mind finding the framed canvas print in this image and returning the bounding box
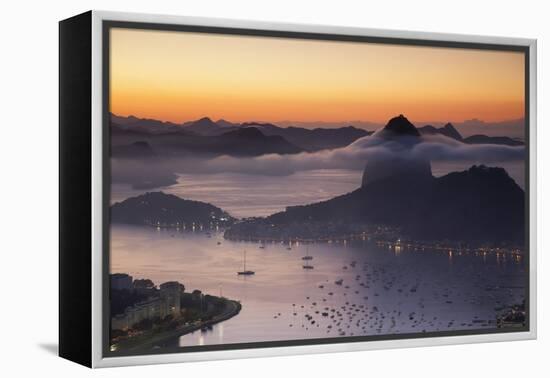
[59,10,537,368]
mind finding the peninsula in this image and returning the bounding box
[110,274,241,353]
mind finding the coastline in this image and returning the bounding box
[112,298,242,352]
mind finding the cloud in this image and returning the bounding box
[112,133,525,187]
[197,133,524,175]
[111,159,178,189]
[410,134,525,162]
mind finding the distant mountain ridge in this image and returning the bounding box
[418,123,463,140]
[111,115,304,157]
[111,114,192,135]
[242,122,372,151]
[111,114,523,152]
[456,118,525,139]
[110,114,371,152]
[380,114,421,137]
[418,122,524,146]
[182,117,236,136]
[462,134,524,146]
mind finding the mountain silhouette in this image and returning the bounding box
[183,117,236,136]
[244,122,371,151]
[455,118,524,139]
[111,114,370,152]
[111,114,192,135]
[111,116,303,157]
[110,113,524,161]
[215,127,302,154]
[222,127,267,139]
[378,114,421,137]
[228,165,524,244]
[419,123,463,140]
[216,119,241,128]
[463,134,524,146]
[111,192,235,226]
[418,123,523,146]
[362,114,432,186]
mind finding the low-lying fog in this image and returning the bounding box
[110,133,525,218]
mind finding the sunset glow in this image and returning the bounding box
[110,28,525,125]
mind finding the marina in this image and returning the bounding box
[111,224,526,349]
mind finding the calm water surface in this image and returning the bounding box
[111,225,526,348]
[111,169,361,218]
[111,165,524,219]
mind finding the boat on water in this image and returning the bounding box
[302,245,313,261]
[303,252,314,269]
[237,250,255,275]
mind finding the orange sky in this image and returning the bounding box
[109,28,525,125]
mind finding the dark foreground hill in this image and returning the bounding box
[226,165,524,244]
[111,192,235,226]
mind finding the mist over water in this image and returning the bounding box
[111,162,524,219]
[111,128,525,203]
[109,123,527,348]
[112,169,362,218]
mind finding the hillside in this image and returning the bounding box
[226,165,524,244]
[111,192,235,227]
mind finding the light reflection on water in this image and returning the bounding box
[111,169,362,218]
[111,164,524,219]
[110,224,526,349]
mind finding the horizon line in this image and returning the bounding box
[110,112,525,128]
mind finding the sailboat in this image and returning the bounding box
[237,250,255,275]
[302,245,314,269]
[302,245,313,261]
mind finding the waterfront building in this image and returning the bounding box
[160,281,184,317]
[111,280,185,331]
[111,297,163,331]
[191,289,202,302]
